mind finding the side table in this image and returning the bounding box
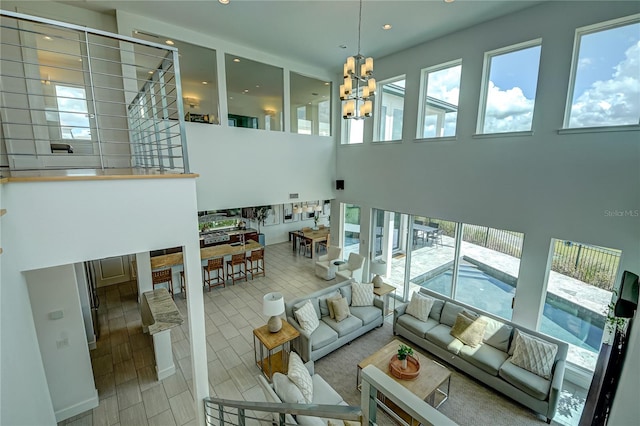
[373,282,396,317]
[253,319,300,380]
[328,260,346,280]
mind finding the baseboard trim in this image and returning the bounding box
[55,390,99,422]
[157,363,176,380]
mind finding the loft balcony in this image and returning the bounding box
[0,10,189,178]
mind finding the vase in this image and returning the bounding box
[401,358,407,370]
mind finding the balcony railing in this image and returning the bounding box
[0,10,189,175]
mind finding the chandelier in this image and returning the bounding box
[340,0,376,120]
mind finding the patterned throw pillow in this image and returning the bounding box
[406,291,435,322]
[351,282,374,307]
[331,297,351,322]
[511,330,558,379]
[293,300,319,334]
[450,312,488,347]
[287,352,313,403]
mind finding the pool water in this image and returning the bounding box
[419,265,602,353]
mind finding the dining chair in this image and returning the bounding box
[317,233,330,255]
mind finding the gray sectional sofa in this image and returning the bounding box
[393,288,568,423]
[286,279,384,362]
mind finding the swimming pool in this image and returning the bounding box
[418,265,602,353]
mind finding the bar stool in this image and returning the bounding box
[226,252,247,285]
[152,268,174,298]
[246,248,265,279]
[179,271,186,297]
[203,257,225,291]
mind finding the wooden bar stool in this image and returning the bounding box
[226,252,247,285]
[203,257,225,291]
[246,248,265,279]
[179,271,186,297]
[152,268,174,298]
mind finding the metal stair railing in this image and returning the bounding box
[203,396,363,426]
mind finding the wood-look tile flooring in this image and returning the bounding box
[59,241,332,426]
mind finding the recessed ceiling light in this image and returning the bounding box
[148,71,154,74]
[219,0,230,4]
[233,58,241,63]
[165,40,174,45]
[43,36,52,40]
[382,24,392,30]
[243,89,249,93]
[444,0,455,3]
[202,81,208,85]
[78,59,83,62]
[229,96,233,100]
[324,82,330,86]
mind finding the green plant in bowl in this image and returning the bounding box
[397,344,414,360]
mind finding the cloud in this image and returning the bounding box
[569,41,640,127]
[483,81,534,132]
[427,65,461,106]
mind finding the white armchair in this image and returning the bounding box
[335,252,365,283]
[315,246,343,280]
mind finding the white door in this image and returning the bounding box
[93,255,131,288]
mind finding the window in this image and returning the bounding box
[55,85,91,140]
[225,54,283,131]
[478,40,542,134]
[419,60,462,138]
[290,72,331,136]
[376,77,405,142]
[541,239,621,372]
[564,15,640,129]
[342,118,363,144]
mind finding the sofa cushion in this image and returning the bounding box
[318,291,341,317]
[429,298,446,322]
[332,297,351,322]
[323,315,362,337]
[339,285,352,305]
[397,314,439,338]
[406,291,435,322]
[351,282,374,306]
[440,302,467,327]
[499,358,552,401]
[450,312,488,347]
[481,316,513,352]
[425,324,464,354]
[311,322,339,351]
[272,372,305,403]
[459,343,510,376]
[294,300,320,334]
[288,352,313,403]
[511,330,558,379]
[350,306,381,326]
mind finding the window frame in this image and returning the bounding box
[476,38,542,135]
[562,14,640,130]
[374,75,406,143]
[417,59,463,140]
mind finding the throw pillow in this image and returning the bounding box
[272,372,305,403]
[287,352,313,403]
[449,312,488,347]
[318,291,341,317]
[332,297,351,322]
[327,294,342,319]
[351,282,374,307]
[406,291,435,322]
[294,300,320,334]
[511,330,558,379]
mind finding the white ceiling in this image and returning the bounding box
[63,0,544,72]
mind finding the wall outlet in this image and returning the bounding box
[56,338,69,349]
[49,310,64,320]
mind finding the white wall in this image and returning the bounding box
[25,264,98,421]
[0,177,202,425]
[335,0,639,420]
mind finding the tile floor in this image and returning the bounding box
[59,241,587,426]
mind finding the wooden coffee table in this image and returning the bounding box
[357,339,451,425]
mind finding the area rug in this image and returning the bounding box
[314,323,563,426]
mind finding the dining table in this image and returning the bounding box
[413,224,438,246]
[289,227,330,259]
